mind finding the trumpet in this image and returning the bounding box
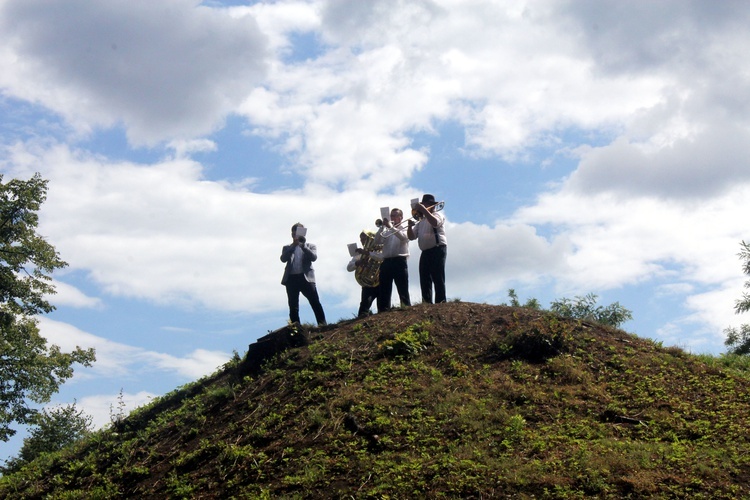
[376,200,445,237]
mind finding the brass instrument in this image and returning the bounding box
[412,200,445,220]
[354,231,382,288]
[377,200,445,238]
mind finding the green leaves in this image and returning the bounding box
[2,403,93,474]
[550,293,633,328]
[0,173,66,316]
[734,240,750,315]
[0,173,95,441]
[726,241,750,354]
[379,322,431,359]
[503,290,633,329]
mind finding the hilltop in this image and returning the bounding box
[2,301,750,498]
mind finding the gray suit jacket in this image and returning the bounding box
[280,243,317,285]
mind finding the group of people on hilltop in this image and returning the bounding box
[280,193,447,326]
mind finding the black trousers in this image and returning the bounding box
[419,245,447,304]
[285,274,326,325]
[358,286,379,317]
[377,256,411,311]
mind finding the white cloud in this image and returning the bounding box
[3,140,434,315]
[234,0,671,190]
[167,139,218,159]
[444,220,567,297]
[509,173,750,353]
[233,0,321,57]
[6,142,282,312]
[37,317,230,381]
[38,317,139,379]
[143,349,230,380]
[567,125,750,199]
[48,280,103,309]
[515,186,750,290]
[557,0,750,77]
[75,391,157,430]
[0,0,269,144]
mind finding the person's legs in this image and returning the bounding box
[300,279,326,325]
[359,286,378,316]
[377,259,395,311]
[419,252,433,304]
[285,276,302,323]
[393,256,411,306]
[432,246,447,303]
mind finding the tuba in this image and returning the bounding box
[355,231,382,288]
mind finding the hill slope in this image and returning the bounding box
[2,302,750,498]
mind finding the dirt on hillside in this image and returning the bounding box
[4,301,750,499]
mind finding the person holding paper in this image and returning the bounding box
[280,222,327,326]
[347,231,380,317]
[407,194,447,304]
[372,208,411,311]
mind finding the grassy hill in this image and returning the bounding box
[2,301,750,498]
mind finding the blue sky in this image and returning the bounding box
[1,0,750,459]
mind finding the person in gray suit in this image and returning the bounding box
[280,222,327,326]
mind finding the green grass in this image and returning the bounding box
[2,302,750,498]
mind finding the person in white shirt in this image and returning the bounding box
[372,208,411,311]
[346,231,380,317]
[407,194,447,304]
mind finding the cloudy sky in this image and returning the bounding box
[1,0,749,456]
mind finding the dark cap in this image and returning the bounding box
[421,194,436,205]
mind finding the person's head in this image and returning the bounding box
[421,194,436,206]
[360,230,374,245]
[291,223,306,242]
[390,208,403,223]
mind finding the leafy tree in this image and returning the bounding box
[725,241,750,354]
[1,403,93,474]
[549,293,633,328]
[0,173,95,441]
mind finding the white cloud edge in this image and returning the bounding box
[38,317,232,381]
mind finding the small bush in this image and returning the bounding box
[493,314,575,363]
[380,322,431,359]
[550,293,632,328]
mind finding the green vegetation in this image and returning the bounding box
[2,404,93,474]
[1,301,749,498]
[504,288,541,309]
[0,174,95,441]
[725,240,750,354]
[504,289,633,329]
[549,293,633,328]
